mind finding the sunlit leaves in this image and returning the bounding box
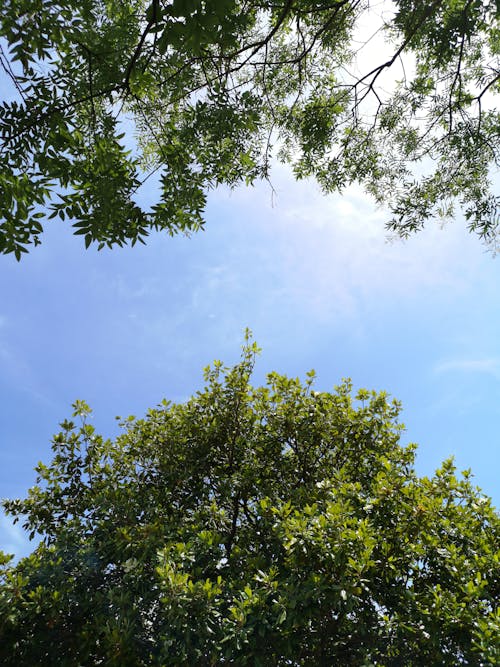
[0,341,498,663]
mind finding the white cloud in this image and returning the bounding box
[209,164,485,330]
[434,358,500,378]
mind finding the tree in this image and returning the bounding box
[0,340,498,665]
[0,1,499,258]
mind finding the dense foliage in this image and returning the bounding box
[1,1,500,257]
[1,341,498,664]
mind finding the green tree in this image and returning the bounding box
[0,1,499,258]
[1,341,498,664]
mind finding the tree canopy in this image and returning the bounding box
[1,341,499,664]
[0,0,499,258]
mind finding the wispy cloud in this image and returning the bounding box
[434,358,500,378]
[209,164,484,334]
[0,320,56,407]
[0,515,32,560]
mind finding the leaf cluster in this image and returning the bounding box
[1,341,498,664]
[1,1,500,256]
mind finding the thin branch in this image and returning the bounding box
[449,33,466,131]
[354,0,442,108]
[0,44,26,102]
[2,85,118,147]
[475,70,500,102]
[123,0,160,90]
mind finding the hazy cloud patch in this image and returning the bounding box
[434,358,500,378]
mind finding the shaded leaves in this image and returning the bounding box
[0,0,499,256]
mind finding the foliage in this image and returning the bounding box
[0,1,500,257]
[1,340,499,664]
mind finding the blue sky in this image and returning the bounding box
[1,163,499,557]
